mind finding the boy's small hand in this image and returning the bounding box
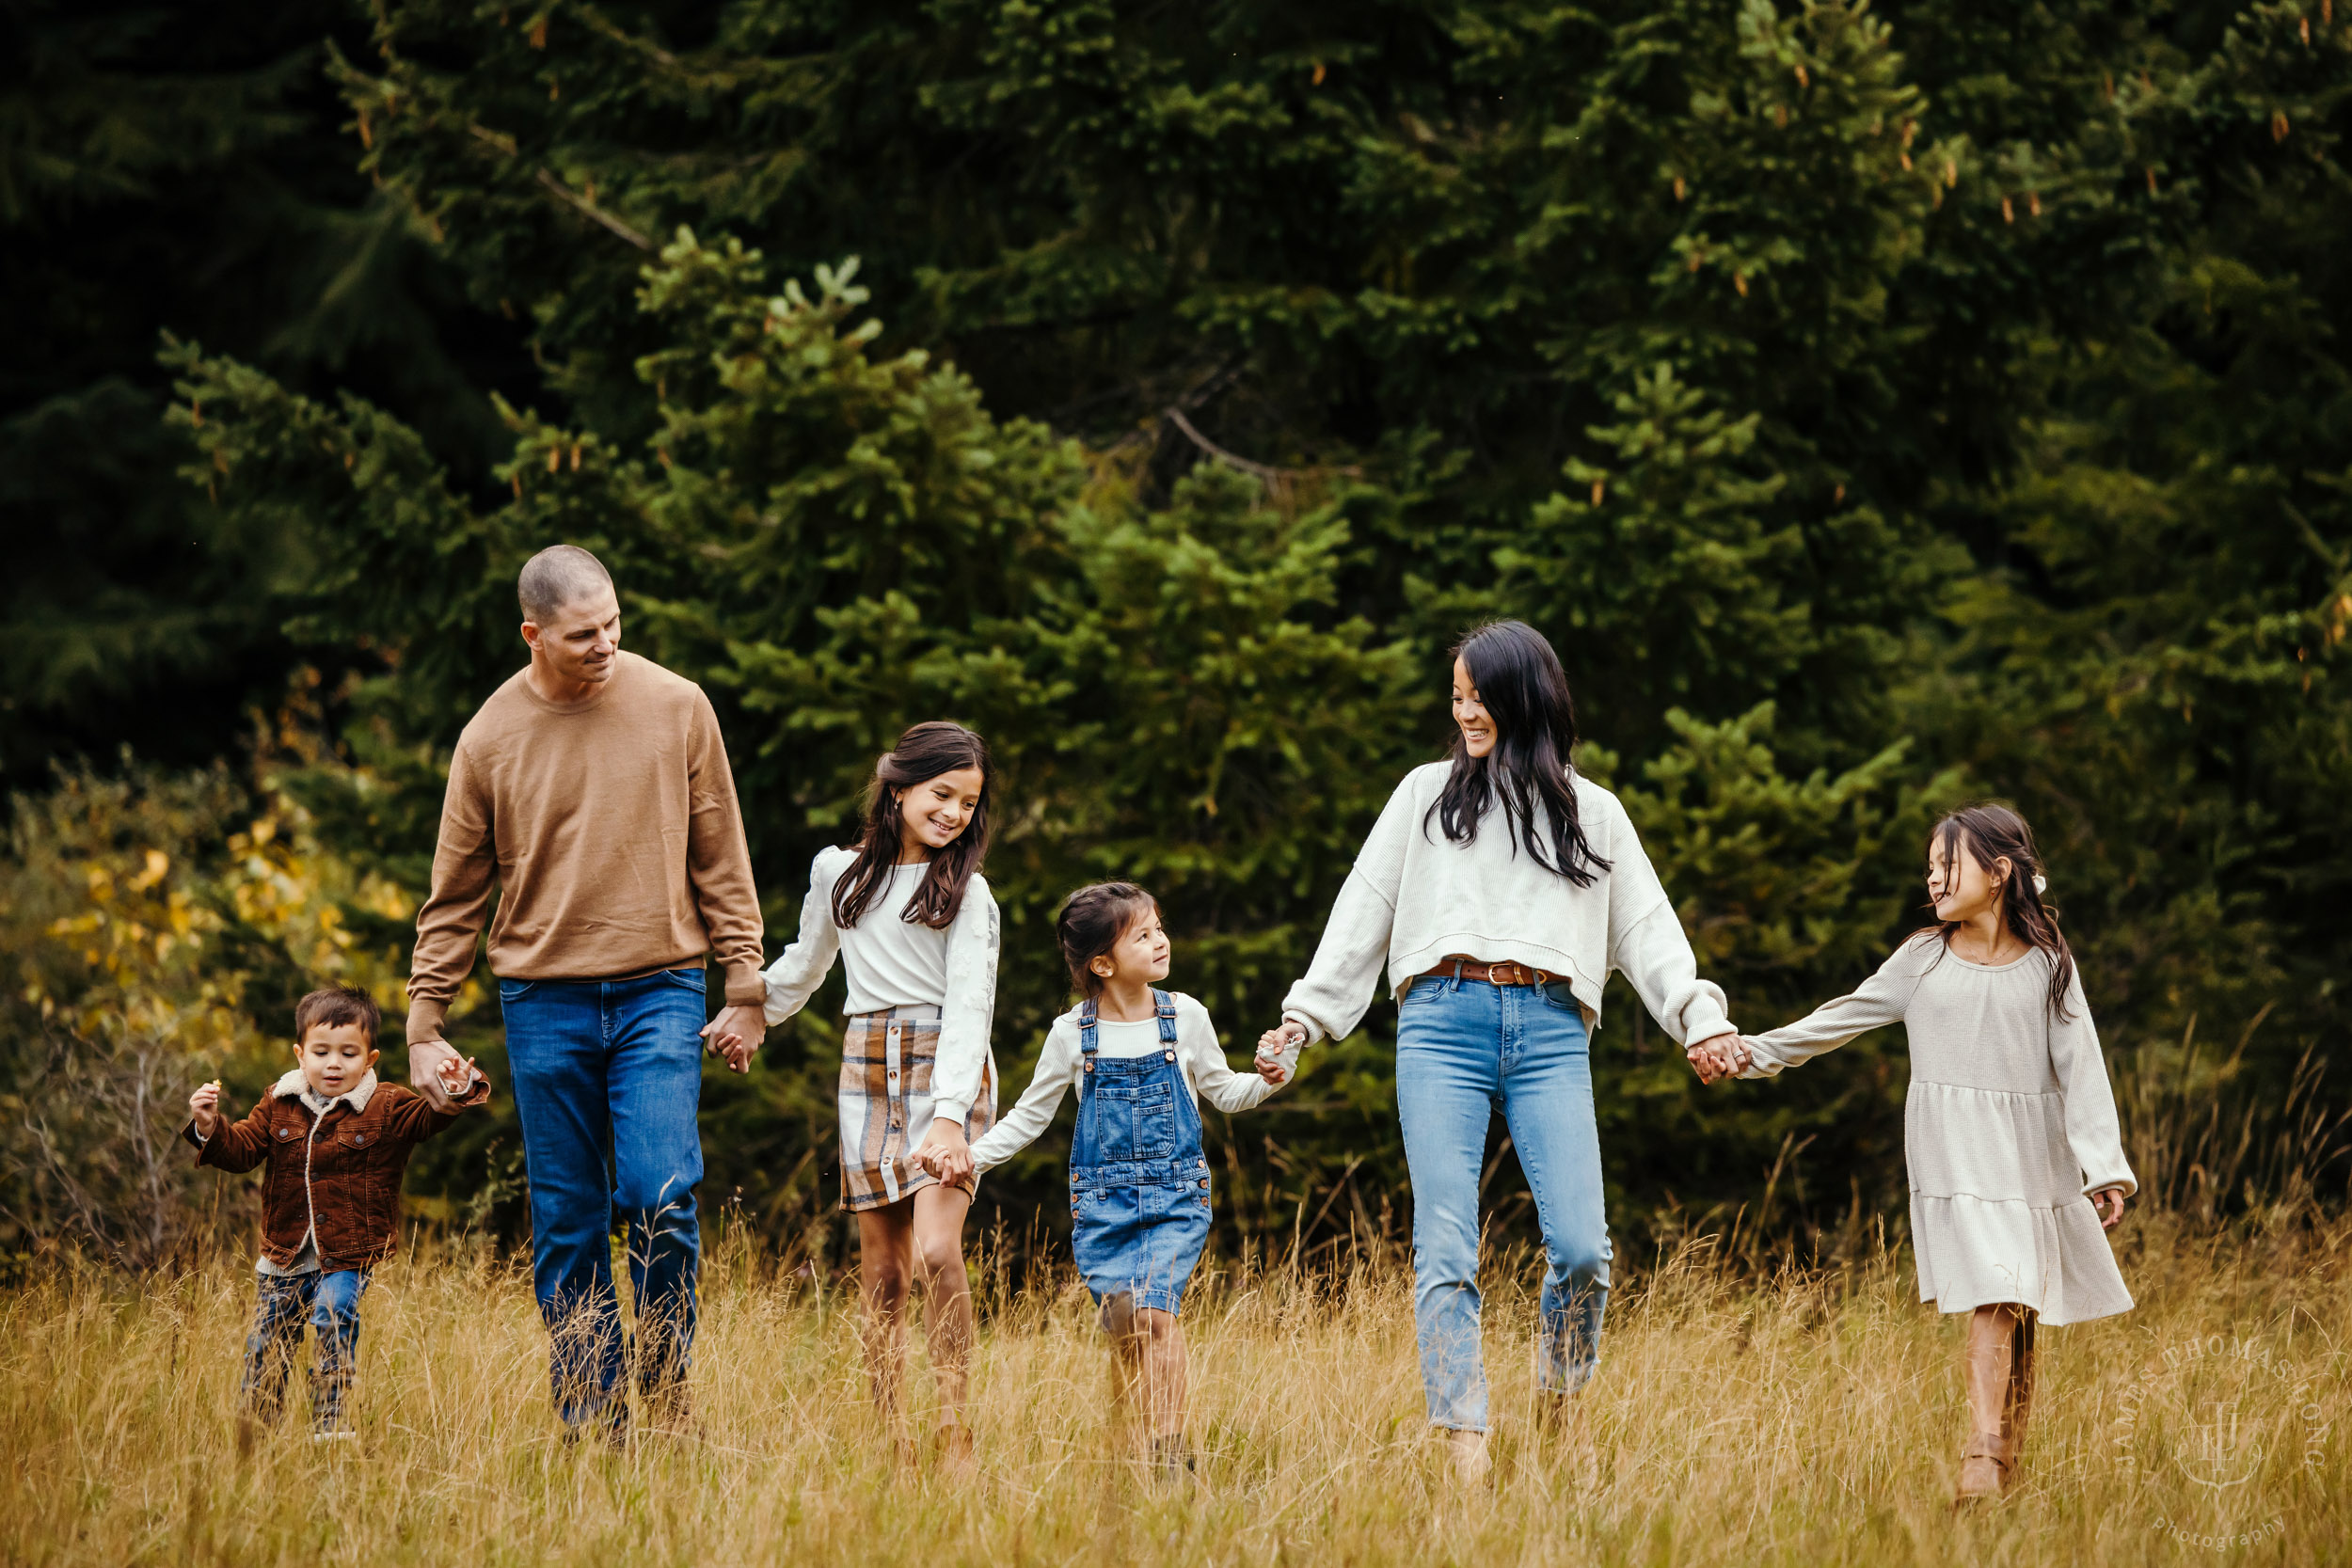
[188,1080,223,1138]
[437,1054,485,1098]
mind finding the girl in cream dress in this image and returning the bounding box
[1707,804,2135,1503]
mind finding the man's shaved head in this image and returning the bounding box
[517,545,614,625]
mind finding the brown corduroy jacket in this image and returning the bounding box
[182,1068,490,1272]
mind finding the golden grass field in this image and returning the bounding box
[2,1205,2344,1568]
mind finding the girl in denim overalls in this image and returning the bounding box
[950,881,1292,1479]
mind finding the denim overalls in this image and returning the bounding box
[1069,990,1214,1316]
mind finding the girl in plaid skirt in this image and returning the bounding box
[760,721,1001,1470]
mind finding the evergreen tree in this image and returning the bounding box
[18,0,2344,1251]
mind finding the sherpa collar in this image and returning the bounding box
[275,1067,379,1117]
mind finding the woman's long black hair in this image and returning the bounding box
[1423,620,1610,886]
[1927,803,2076,1021]
[832,721,993,930]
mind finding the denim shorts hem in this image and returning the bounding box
[1093,1284,1185,1317]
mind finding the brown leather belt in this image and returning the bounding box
[1420,958,1565,989]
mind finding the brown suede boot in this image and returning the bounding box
[1998,1312,2038,1485]
[1954,1432,2010,1504]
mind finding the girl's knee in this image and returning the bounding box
[864,1259,913,1307]
[913,1234,967,1283]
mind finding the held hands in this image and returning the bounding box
[913,1117,974,1189]
[1255,1020,1308,1086]
[1685,1033,1753,1085]
[409,1037,464,1112]
[436,1053,485,1099]
[699,1003,767,1073]
[188,1079,224,1139]
[2090,1186,2129,1231]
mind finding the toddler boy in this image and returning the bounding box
[185,984,489,1439]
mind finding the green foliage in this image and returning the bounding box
[8,0,2350,1261]
[0,0,523,789]
[0,763,433,1271]
[167,226,1926,1253]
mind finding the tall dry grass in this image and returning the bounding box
[3,1202,2344,1567]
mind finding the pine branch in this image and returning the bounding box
[532,167,652,250]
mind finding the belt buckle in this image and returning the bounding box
[1493,961,1531,988]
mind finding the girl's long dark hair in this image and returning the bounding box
[1928,803,2076,1021]
[1423,620,1609,886]
[832,721,993,930]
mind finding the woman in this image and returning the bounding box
[1259,621,1741,1479]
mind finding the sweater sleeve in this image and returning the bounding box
[762,853,845,1026]
[1182,997,1279,1115]
[928,877,1001,1127]
[405,736,496,1044]
[2049,967,2137,1197]
[1279,773,1417,1045]
[1600,795,1734,1047]
[684,689,768,1007]
[969,1019,1077,1173]
[1738,939,1929,1078]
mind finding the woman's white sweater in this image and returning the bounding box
[1279,762,1735,1048]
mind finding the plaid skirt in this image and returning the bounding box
[838,1005,994,1212]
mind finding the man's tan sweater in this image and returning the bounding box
[405,650,766,1043]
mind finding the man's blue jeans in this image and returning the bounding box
[499,966,707,1427]
[1395,974,1611,1432]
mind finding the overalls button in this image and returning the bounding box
[1200,1178,1210,1189]
[1164,1051,1175,1061]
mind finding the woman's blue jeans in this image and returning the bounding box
[1396,974,1610,1432]
[499,967,707,1428]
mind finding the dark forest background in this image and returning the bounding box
[4,0,2347,1276]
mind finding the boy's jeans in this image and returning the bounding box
[1394,974,1611,1433]
[499,967,707,1429]
[244,1267,372,1433]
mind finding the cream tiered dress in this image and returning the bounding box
[1740,934,2136,1324]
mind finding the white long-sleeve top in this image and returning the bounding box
[968,991,1275,1173]
[1738,932,2137,1323]
[1279,763,1735,1048]
[761,847,1000,1125]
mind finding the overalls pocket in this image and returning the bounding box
[1094,1083,1176,1162]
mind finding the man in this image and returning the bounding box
[405,544,767,1441]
